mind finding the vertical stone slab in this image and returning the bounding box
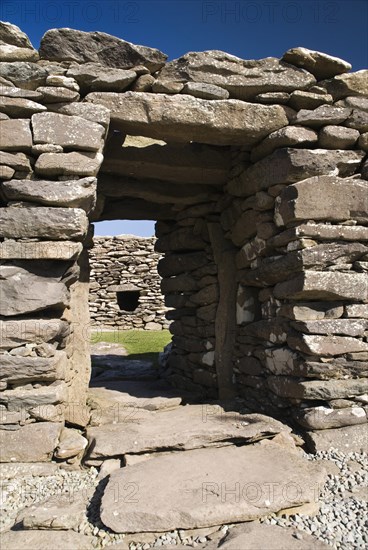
[208,223,237,400]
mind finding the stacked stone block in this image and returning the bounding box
[89,235,169,330]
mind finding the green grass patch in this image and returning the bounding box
[91,329,171,365]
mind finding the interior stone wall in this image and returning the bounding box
[89,235,169,330]
[0,21,367,461]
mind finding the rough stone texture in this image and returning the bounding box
[0,318,69,350]
[19,493,88,530]
[89,236,169,330]
[0,351,67,384]
[0,95,46,117]
[0,62,48,90]
[268,377,368,400]
[294,105,351,128]
[0,21,34,49]
[0,530,93,549]
[155,51,316,100]
[0,264,69,316]
[0,207,89,241]
[274,272,368,302]
[0,118,32,151]
[305,424,368,453]
[251,126,318,162]
[67,63,136,93]
[227,148,364,196]
[101,442,326,532]
[40,28,167,72]
[275,176,368,226]
[85,406,290,461]
[2,177,97,213]
[0,240,82,260]
[32,112,104,151]
[318,125,360,149]
[282,47,352,80]
[324,70,368,100]
[296,406,367,430]
[0,422,62,462]
[35,151,104,177]
[47,101,110,128]
[85,91,289,147]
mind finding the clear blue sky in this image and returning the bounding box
[2,0,367,236]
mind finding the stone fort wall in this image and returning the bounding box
[88,235,169,330]
[0,21,367,461]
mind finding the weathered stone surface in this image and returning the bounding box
[32,112,104,152]
[47,101,110,128]
[345,304,368,318]
[251,126,318,162]
[0,151,31,172]
[288,333,368,356]
[88,381,182,427]
[0,422,62,462]
[101,442,326,532]
[324,70,368,100]
[156,227,205,252]
[294,105,351,128]
[158,252,208,277]
[40,28,167,72]
[0,462,60,479]
[305,423,368,453]
[0,530,93,549]
[255,92,290,104]
[243,243,368,286]
[282,48,351,80]
[0,21,34,49]
[274,271,368,302]
[67,63,136,93]
[155,51,315,100]
[0,165,14,179]
[275,176,368,226]
[0,118,32,152]
[19,492,88,530]
[54,427,88,459]
[0,240,82,260]
[288,90,333,110]
[268,377,368,400]
[319,125,360,149]
[36,85,80,103]
[0,44,38,62]
[182,81,229,100]
[296,406,367,430]
[101,139,229,185]
[0,382,67,411]
[86,406,289,461]
[0,351,67,383]
[344,108,368,132]
[0,85,43,99]
[2,176,97,213]
[358,132,368,152]
[271,224,368,247]
[131,73,155,91]
[291,319,367,337]
[0,264,69,316]
[46,74,79,91]
[208,522,329,550]
[228,149,364,197]
[85,91,289,147]
[0,318,69,350]
[0,62,48,90]
[0,96,46,117]
[35,151,104,177]
[0,207,88,241]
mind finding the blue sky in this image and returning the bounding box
[2,0,367,236]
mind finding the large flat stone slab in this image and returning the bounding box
[0,530,93,550]
[85,405,291,462]
[0,422,62,462]
[155,52,315,100]
[85,91,288,147]
[304,423,368,453]
[275,176,368,226]
[0,240,82,260]
[100,139,229,185]
[18,492,89,530]
[1,176,97,213]
[101,441,326,533]
[0,264,69,316]
[40,28,167,72]
[0,318,69,350]
[0,206,88,241]
[0,350,67,384]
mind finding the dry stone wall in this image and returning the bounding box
[89,235,169,330]
[0,21,367,461]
